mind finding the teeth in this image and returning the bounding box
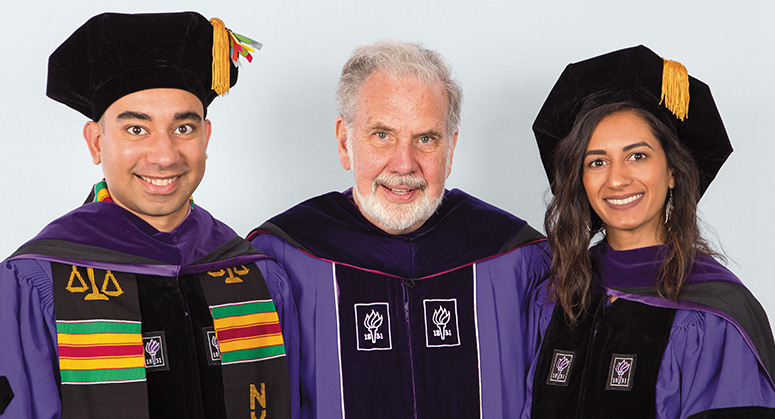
[606,193,642,206]
[140,176,178,186]
[389,187,412,195]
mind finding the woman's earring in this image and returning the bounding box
[664,188,673,225]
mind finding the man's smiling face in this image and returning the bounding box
[84,88,211,231]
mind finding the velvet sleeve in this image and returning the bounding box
[255,257,300,419]
[0,259,61,418]
[519,269,556,419]
[656,309,775,418]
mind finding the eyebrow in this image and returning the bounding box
[174,111,203,122]
[116,111,151,121]
[585,141,655,157]
[366,121,444,139]
[114,111,202,122]
[367,122,395,133]
[416,129,443,139]
[622,141,654,152]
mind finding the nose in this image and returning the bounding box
[146,132,181,169]
[607,161,631,190]
[386,140,419,175]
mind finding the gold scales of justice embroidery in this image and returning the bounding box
[64,264,250,300]
[65,265,124,300]
[207,265,250,284]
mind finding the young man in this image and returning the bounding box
[249,41,551,418]
[0,12,294,419]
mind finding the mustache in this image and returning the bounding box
[372,173,427,191]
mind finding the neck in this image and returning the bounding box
[121,204,190,233]
[143,210,189,233]
[92,180,192,233]
[605,227,665,251]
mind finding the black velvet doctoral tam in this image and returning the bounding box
[46,12,239,120]
[533,45,732,196]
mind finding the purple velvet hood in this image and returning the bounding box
[9,201,268,276]
[593,242,775,387]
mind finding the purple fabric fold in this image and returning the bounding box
[593,242,743,289]
[17,202,238,266]
[256,188,531,279]
[592,241,775,388]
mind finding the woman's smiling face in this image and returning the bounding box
[582,109,675,250]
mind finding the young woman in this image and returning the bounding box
[527,45,775,418]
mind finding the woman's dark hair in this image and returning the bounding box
[545,101,716,326]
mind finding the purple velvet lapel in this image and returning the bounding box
[11,201,241,268]
[593,242,743,290]
[592,242,775,387]
[253,188,535,279]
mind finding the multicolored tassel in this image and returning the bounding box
[209,18,262,96]
[228,30,262,66]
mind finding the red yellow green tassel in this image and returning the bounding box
[209,18,262,96]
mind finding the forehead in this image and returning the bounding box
[587,110,661,151]
[102,88,204,121]
[354,72,448,129]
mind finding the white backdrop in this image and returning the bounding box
[2,1,773,321]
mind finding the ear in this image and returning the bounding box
[335,115,352,171]
[83,121,103,165]
[668,166,675,189]
[445,129,459,178]
[203,119,212,159]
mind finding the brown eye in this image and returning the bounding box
[127,126,148,135]
[176,124,193,134]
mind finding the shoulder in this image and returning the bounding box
[438,189,545,251]
[658,308,775,416]
[2,257,55,314]
[4,258,52,286]
[666,307,773,390]
[442,189,525,223]
[247,190,352,243]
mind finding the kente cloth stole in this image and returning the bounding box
[52,262,290,418]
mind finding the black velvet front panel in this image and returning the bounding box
[532,295,676,418]
[136,273,217,419]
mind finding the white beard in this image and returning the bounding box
[353,173,444,233]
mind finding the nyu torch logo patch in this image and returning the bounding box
[355,303,392,351]
[423,299,461,348]
[546,350,575,386]
[203,327,221,365]
[142,332,169,371]
[606,353,636,391]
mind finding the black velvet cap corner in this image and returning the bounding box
[532,45,732,196]
[0,376,13,414]
[46,11,239,121]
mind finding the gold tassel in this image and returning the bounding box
[209,18,230,96]
[659,59,690,121]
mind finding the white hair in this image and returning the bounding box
[337,41,462,137]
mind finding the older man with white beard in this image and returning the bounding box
[248,41,551,419]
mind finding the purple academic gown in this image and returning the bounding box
[525,243,775,418]
[249,188,552,419]
[0,201,298,419]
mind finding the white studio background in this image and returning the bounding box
[2,1,773,320]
